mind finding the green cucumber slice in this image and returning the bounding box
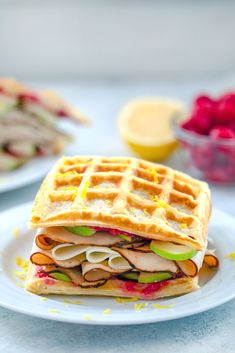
[65,226,96,236]
[138,271,172,283]
[119,234,132,242]
[150,240,197,261]
[120,272,139,281]
[49,272,72,282]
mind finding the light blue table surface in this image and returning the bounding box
[0,79,235,353]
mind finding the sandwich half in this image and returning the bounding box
[25,156,218,300]
[0,78,88,171]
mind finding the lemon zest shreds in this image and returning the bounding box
[61,186,77,192]
[103,308,112,315]
[40,297,48,301]
[13,270,26,281]
[81,181,89,200]
[152,303,174,309]
[16,282,24,288]
[134,303,148,311]
[14,256,30,283]
[55,171,78,178]
[151,168,158,183]
[63,187,77,196]
[63,299,81,305]
[84,315,94,321]
[15,256,29,271]
[180,223,188,229]
[12,227,20,238]
[156,200,169,209]
[224,252,235,260]
[151,195,159,202]
[61,186,78,200]
[48,309,60,313]
[115,297,138,304]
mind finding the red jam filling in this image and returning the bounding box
[35,266,50,279]
[18,92,40,104]
[120,279,170,299]
[56,109,68,117]
[93,226,133,237]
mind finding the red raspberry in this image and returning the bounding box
[210,127,235,139]
[195,95,214,107]
[181,117,197,132]
[227,122,235,132]
[192,114,214,135]
[215,97,235,125]
[219,92,235,104]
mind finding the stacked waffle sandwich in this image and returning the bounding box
[25,156,218,299]
[0,78,88,171]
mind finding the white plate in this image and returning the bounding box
[0,202,234,325]
[0,121,83,193]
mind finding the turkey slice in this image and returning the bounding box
[52,243,132,271]
[36,227,123,247]
[81,262,126,282]
[43,266,106,288]
[30,243,85,268]
[112,247,178,273]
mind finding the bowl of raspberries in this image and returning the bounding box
[174,92,235,184]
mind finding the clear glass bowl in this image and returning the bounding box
[173,116,235,184]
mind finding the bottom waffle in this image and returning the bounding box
[25,264,199,300]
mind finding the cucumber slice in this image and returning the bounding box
[0,96,17,118]
[120,272,139,281]
[119,234,132,242]
[24,103,57,126]
[65,226,96,236]
[138,272,172,283]
[0,152,25,171]
[6,141,36,158]
[150,240,197,261]
[49,272,72,282]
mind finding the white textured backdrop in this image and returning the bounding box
[0,0,235,80]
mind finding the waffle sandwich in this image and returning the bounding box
[0,78,88,171]
[25,156,218,299]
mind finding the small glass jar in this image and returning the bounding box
[173,116,235,184]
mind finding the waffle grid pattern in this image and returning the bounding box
[31,156,210,250]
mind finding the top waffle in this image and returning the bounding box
[30,156,211,250]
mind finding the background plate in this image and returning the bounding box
[0,156,59,193]
[0,202,234,325]
[0,121,82,194]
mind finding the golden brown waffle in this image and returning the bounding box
[30,156,211,250]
